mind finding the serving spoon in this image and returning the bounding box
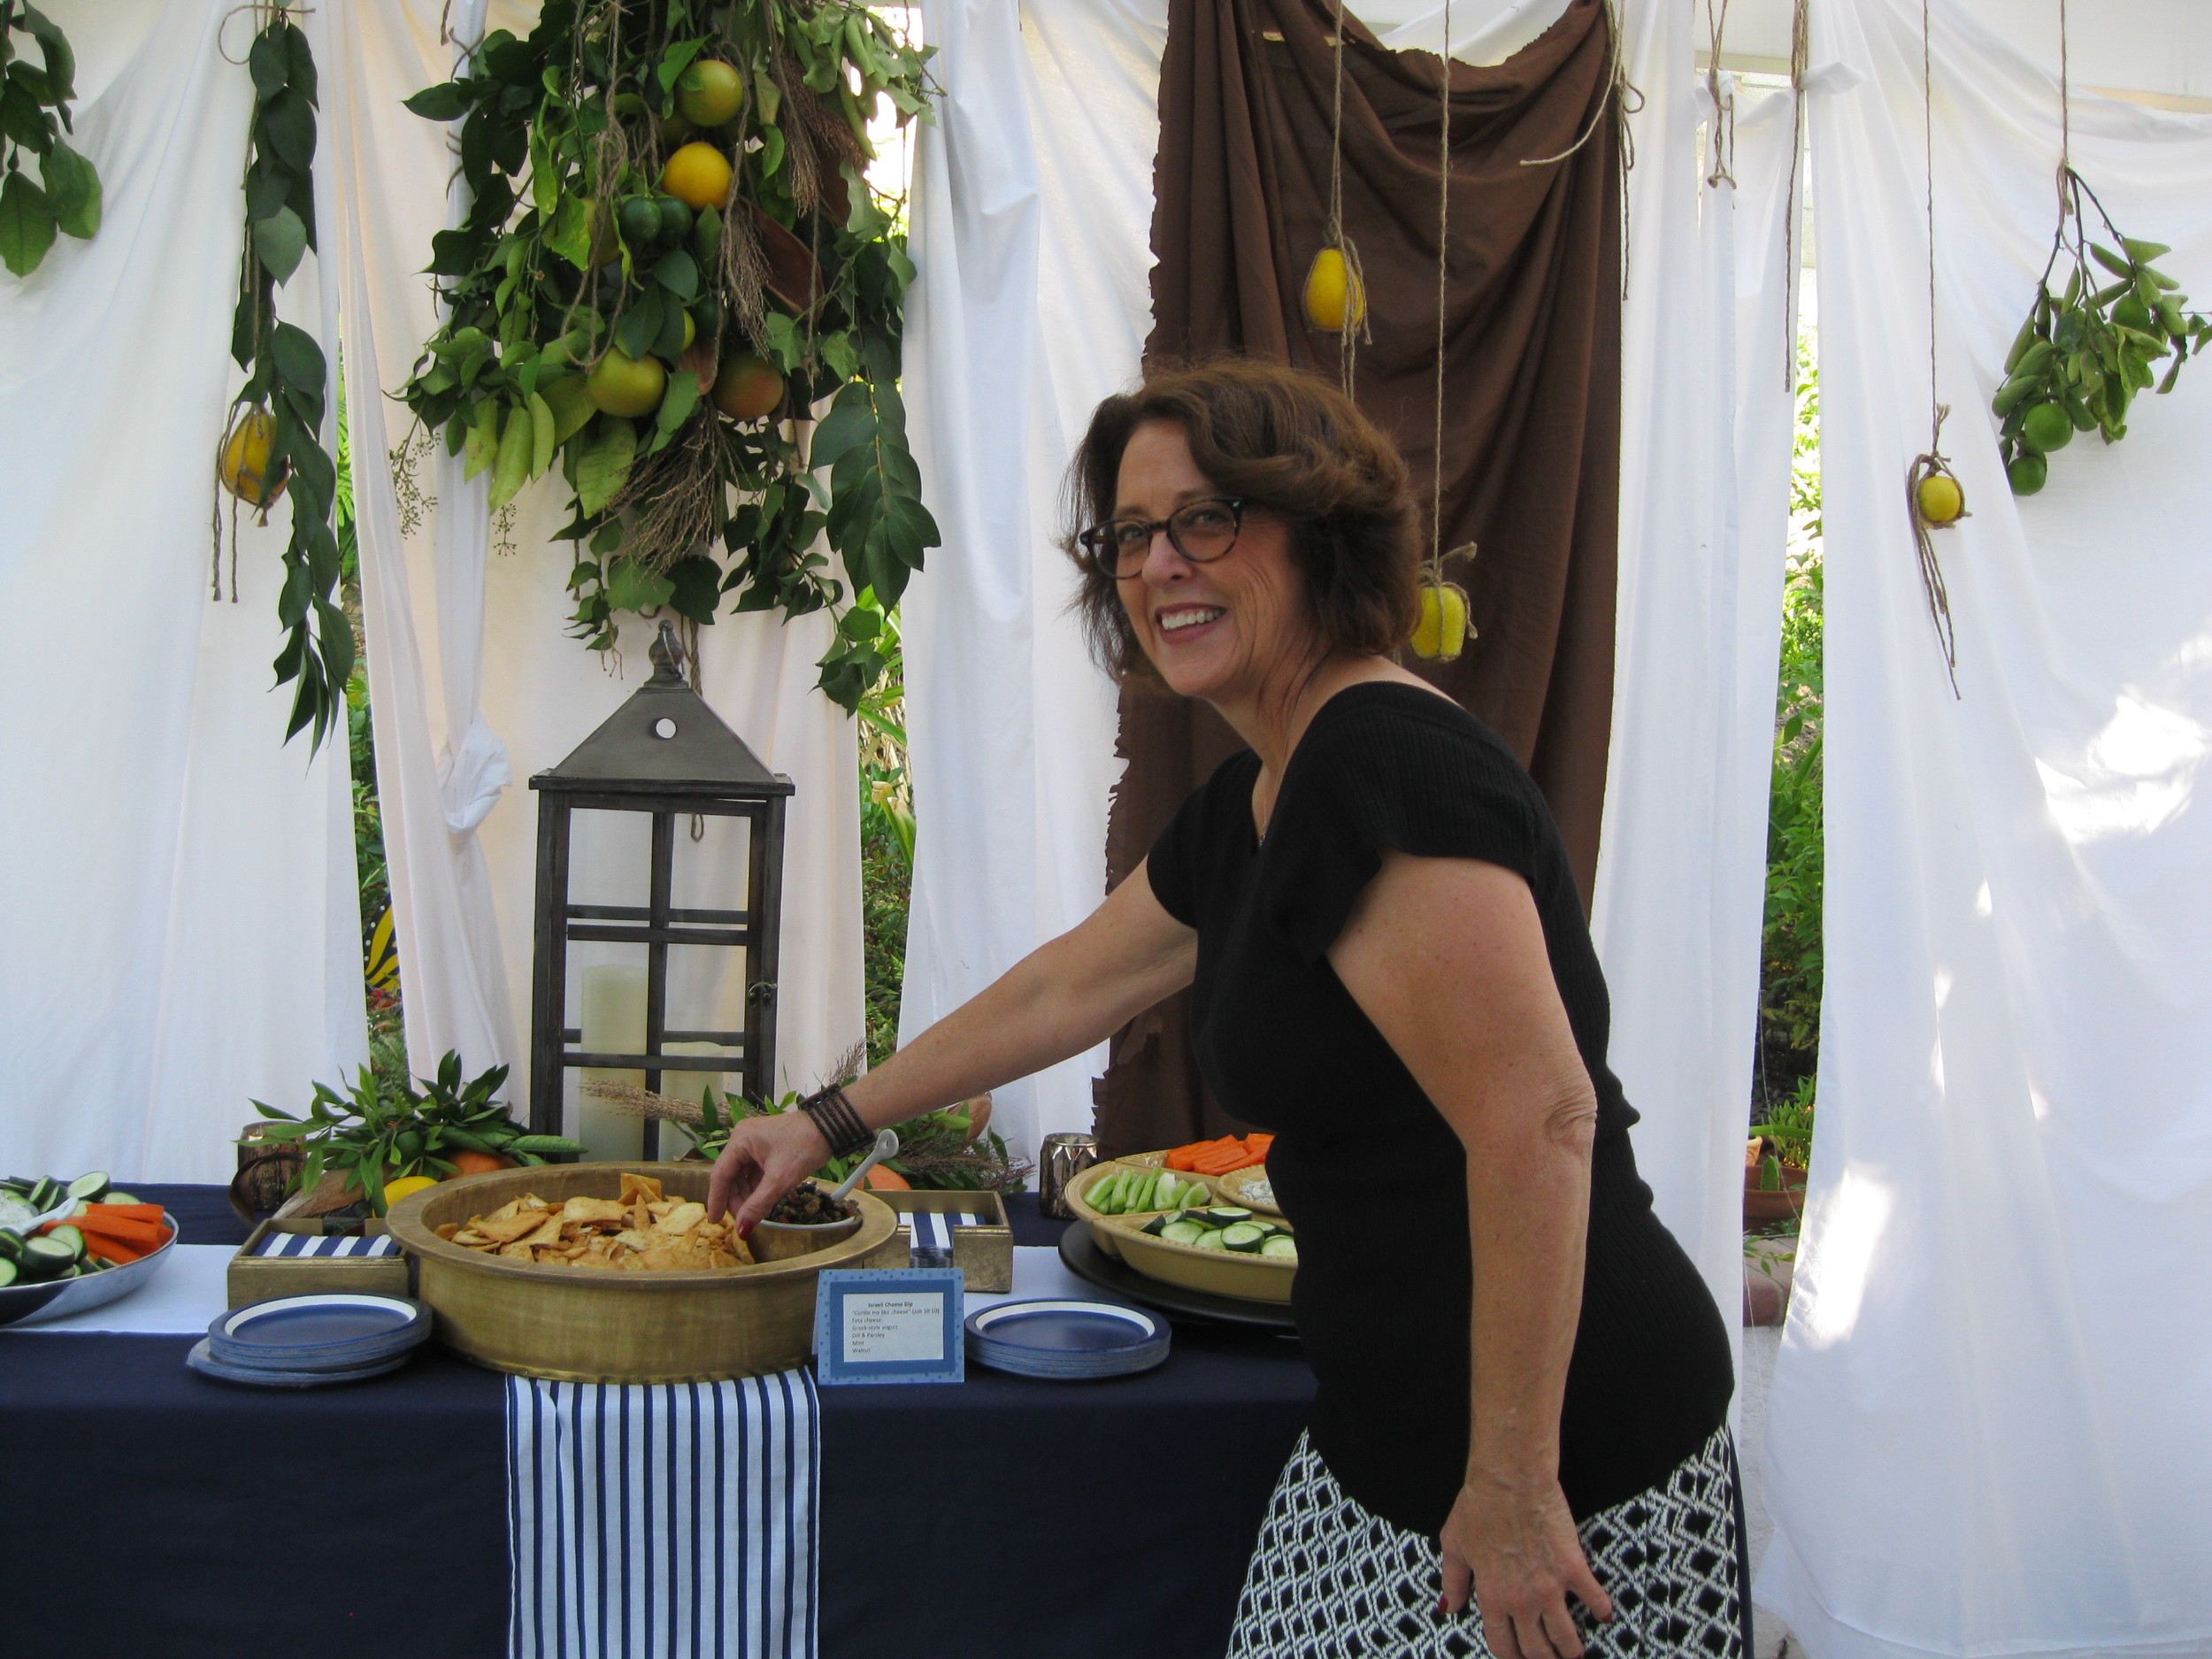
[829,1128,901,1203]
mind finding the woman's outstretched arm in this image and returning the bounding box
[1330,848,1612,1659]
[708,860,1195,1232]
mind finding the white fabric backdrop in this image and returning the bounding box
[1760,2,2212,1653]
[1594,28,1804,1399]
[0,0,364,1184]
[330,0,864,1116]
[898,0,1167,1160]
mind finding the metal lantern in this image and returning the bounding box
[528,621,791,1154]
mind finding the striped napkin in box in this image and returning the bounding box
[251,1232,403,1257]
[508,1371,818,1659]
[905,1210,981,1269]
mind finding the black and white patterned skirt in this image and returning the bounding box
[1226,1426,1748,1658]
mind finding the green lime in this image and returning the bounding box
[2021,402,2074,453]
[618,196,663,249]
[2008,451,2048,495]
[657,196,694,243]
[677,59,746,127]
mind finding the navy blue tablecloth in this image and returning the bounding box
[0,1187,1312,1659]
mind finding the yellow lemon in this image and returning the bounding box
[219,407,286,506]
[661,142,734,211]
[382,1175,439,1207]
[1916,472,1964,526]
[1409,582,1471,662]
[1303,246,1365,334]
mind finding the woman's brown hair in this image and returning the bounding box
[1063,359,1420,683]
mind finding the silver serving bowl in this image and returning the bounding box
[0,1220,177,1327]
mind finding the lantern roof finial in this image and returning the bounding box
[530,620,789,795]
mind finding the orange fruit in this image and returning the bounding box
[713,352,786,422]
[449,1150,514,1177]
[661,142,734,211]
[861,1166,910,1192]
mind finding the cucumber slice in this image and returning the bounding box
[0,1258,15,1287]
[27,1178,64,1213]
[1194,1229,1230,1251]
[1205,1207,1253,1225]
[1220,1223,1269,1252]
[0,1178,34,1195]
[20,1236,76,1278]
[1161,1220,1207,1246]
[44,1225,86,1263]
[1260,1235,1299,1261]
[65,1172,110,1204]
[0,1228,23,1262]
[1141,1216,1169,1237]
[101,1190,142,1207]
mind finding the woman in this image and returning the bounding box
[710,360,1740,1658]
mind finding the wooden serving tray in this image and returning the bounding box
[385,1163,897,1384]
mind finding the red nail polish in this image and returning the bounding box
[1436,1596,1448,1616]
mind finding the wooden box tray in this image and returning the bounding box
[871,1189,1013,1293]
[227,1218,411,1309]
[384,1162,897,1384]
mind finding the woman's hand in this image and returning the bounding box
[1439,1471,1612,1658]
[706,1110,832,1236]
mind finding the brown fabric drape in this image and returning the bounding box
[1093,0,1624,1156]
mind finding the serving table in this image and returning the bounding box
[0,1185,1313,1659]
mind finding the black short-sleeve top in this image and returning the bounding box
[1145,682,1732,1536]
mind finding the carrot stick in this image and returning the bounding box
[87,1238,149,1264]
[79,1202,165,1222]
[56,1211,165,1246]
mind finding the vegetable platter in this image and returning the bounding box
[0,1171,179,1327]
[1061,1156,1216,1261]
[1065,1156,1298,1306]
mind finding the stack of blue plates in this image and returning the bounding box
[964,1298,1170,1379]
[187,1294,432,1388]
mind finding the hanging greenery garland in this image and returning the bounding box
[0,3,102,278]
[216,6,352,752]
[1993,0,2212,496]
[396,1,936,711]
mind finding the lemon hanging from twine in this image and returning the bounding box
[1410,580,1471,662]
[219,405,287,509]
[1304,246,1367,334]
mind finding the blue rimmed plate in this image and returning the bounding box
[207,1294,431,1373]
[964,1298,1170,1379]
[186,1339,417,1389]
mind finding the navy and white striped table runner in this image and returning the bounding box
[250,1232,403,1257]
[905,1210,979,1269]
[507,1372,818,1659]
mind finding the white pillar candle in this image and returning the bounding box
[578,963,647,1163]
[657,1040,728,1108]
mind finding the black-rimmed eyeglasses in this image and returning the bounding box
[1076,497,1247,580]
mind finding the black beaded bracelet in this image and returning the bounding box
[799,1084,872,1157]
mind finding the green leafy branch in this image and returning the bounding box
[0,2,99,276]
[250,1050,585,1216]
[394,0,938,711]
[221,12,353,751]
[1993,167,2212,495]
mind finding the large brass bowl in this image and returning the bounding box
[385,1162,898,1383]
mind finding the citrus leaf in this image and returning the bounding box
[654,369,700,441]
[548,192,592,270]
[249,27,290,99]
[19,6,78,104]
[528,390,557,476]
[38,135,96,239]
[270,320,325,391]
[653,247,698,301]
[252,204,308,284]
[575,417,637,515]
[666,553,722,623]
[604,556,675,612]
[488,402,533,509]
[0,169,57,276]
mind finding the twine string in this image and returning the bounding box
[1325,2,1370,395]
[1431,0,1452,585]
[1783,0,1808,389]
[1908,0,1960,695]
[1702,0,1736,188]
